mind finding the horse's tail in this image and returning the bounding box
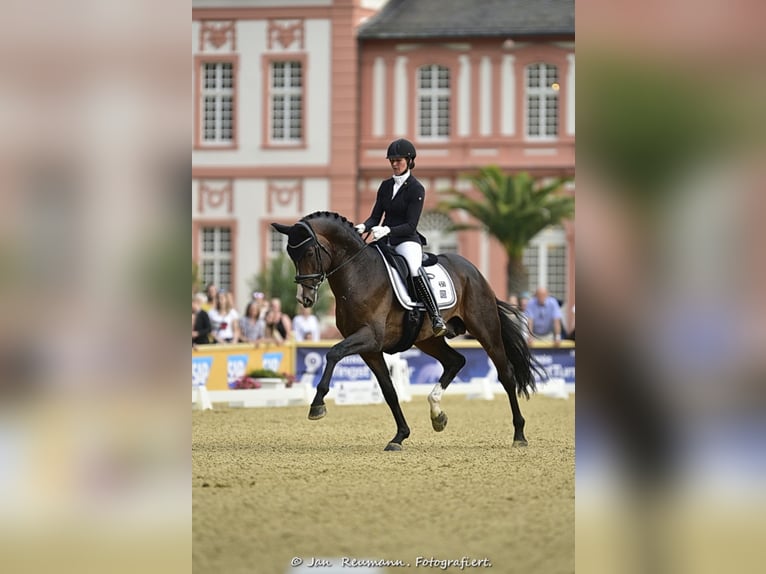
[496,299,545,399]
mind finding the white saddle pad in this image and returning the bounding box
[374,245,457,311]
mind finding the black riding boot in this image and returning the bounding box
[413,268,447,337]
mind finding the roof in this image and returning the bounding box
[358,0,574,39]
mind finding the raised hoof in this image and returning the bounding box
[308,404,326,420]
[431,411,448,432]
[384,442,403,451]
[513,439,528,447]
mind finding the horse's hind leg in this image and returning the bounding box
[415,338,466,432]
[464,312,529,446]
[360,352,410,451]
[504,375,527,446]
[486,345,528,444]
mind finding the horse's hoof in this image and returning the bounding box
[513,439,528,447]
[308,404,326,420]
[384,442,402,451]
[431,412,448,432]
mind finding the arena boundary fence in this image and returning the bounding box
[192,341,574,408]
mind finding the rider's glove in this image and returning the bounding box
[354,223,366,235]
[371,225,391,240]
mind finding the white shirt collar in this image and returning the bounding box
[393,170,409,186]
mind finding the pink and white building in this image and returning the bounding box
[192,0,575,327]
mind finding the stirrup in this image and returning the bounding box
[432,317,447,337]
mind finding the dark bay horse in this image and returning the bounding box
[272,211,541,451]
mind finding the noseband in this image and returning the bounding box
[288,220,369,294]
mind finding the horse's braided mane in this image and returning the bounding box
[301,210,351,226]
[300,211,364,244]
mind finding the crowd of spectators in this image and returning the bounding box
[508,286,575,347]
[192,284,340,346]
[193,282,573,348]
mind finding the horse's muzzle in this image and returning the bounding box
[297,295,315,308]
[296,285,316,308]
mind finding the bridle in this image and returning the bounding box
[288,220,370,296]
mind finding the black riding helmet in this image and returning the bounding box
[386,138,416,170]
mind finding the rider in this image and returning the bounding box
[355,138,447,337]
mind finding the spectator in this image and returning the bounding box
[192,293,212,345]
[519,292,530,314]
[262,313,285,344]
[226,291,243,341]
[524,286,563,347]
[240,299,266,343]
[293,306,320,341]
[251,291,267,318]
[209,290,241,344]
[225,291,239,315]
[265,297,292,341]
[203,283,218,312]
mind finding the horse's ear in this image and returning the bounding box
[271,222,292,235]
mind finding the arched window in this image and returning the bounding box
[417,65,450,139]
[420,212,457,254]
[525,63,559,139]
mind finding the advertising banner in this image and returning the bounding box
[192,356,214,388]
[295,344,575,388]
[191,344,294,391]
[226,354,249,389]
[262,351,285,373]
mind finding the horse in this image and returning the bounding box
[272,211,542,451]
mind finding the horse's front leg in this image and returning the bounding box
[308,327,379,420]
[360,352,410,451]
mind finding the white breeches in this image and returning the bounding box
[394,241,422,274]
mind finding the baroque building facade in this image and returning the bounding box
[192,0,574,327]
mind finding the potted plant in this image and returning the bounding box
[233,369,296,389]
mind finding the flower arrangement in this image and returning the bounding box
[232,369,296,389]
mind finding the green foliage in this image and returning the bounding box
[249,253,296,315]
[245,368,283,379]
[438,167,574,256]
[437,167,574,295]
[247,253,332,318]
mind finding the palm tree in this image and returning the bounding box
[437,166,574,297]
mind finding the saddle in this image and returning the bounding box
[372,242,457,311]
[376,241,437,294]
[373,241,458,352]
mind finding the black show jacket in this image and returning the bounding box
[363,175,427,246]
